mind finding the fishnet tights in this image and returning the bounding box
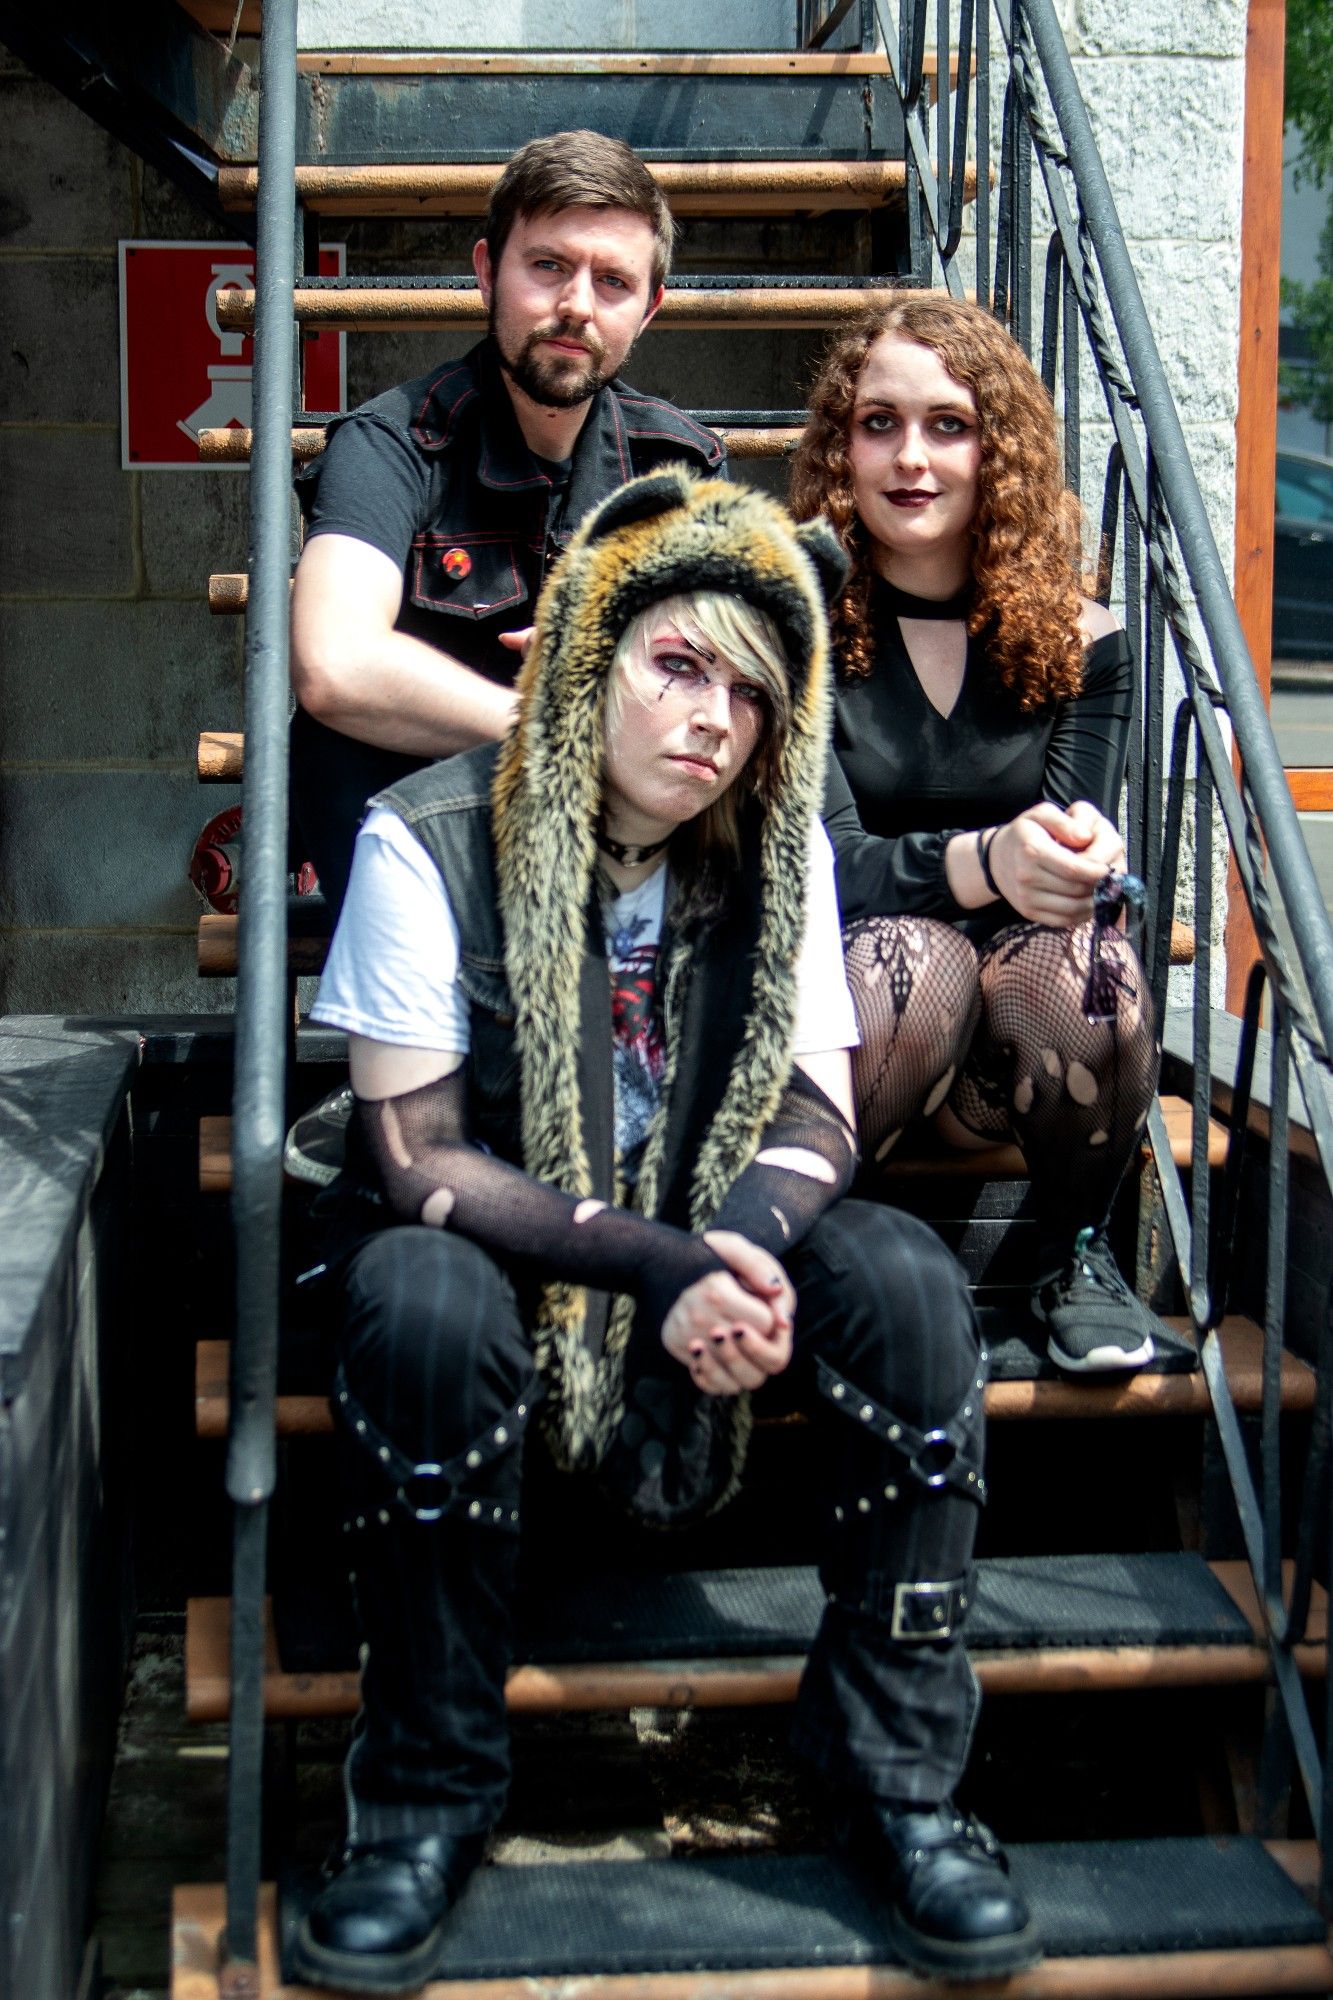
[843,914,1159,1239]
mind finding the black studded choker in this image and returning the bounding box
[595,827,672,867]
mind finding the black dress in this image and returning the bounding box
[823,576,1135,938]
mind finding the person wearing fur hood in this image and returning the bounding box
[297,468,1038,1991]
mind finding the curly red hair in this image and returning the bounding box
[788,295,1087,712]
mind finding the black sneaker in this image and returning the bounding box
[1033,1226,1156,1374]
[284,1082,354,1188]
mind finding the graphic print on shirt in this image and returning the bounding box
[604,872,667,1185]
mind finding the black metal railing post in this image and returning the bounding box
[223,0,299,1978]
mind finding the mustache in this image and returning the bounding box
[526,317,607,365]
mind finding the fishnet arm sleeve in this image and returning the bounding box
[708,1067,860,1259]
[356,1069,724,1329]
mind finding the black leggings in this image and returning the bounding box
[333,1201,985,1843]
[842,914,1160,1256]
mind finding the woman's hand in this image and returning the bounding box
[661,1230,796,1396]
[988,800,1125,927]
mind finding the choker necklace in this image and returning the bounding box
[878,576,972,621]
[595,828,671,867]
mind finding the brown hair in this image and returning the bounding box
[485,131,677,294]
[788,294,1086,711]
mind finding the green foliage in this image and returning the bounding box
[1282,208,1333,427]
[1287,0,1333,187]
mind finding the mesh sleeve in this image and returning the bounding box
[356,1069,724,1330]
[709,1066,859,1259]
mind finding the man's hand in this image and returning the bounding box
[988,800,1125,927]
[660,1230,795,1396]
[497,626,535,665]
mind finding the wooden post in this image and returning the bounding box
[1226,0,1286,1011]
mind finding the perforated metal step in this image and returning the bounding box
[171,1840,1332,1997]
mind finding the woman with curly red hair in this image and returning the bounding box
[791,294,1160,1374]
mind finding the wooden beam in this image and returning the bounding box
[1286,768,1333,812]
[1226,0,1286,1010]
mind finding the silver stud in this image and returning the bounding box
[517,1404,527,1418]
[468,1501,482,1519]
[355,1420,367,1435]
[884,1484,898,1500]
[858,1403,873,1422]
[933,1606,945,1623]
[494,1425,508,1445]
[342,1521,352,1533]
[967,1471,976,1484]
[831,1383,846,1400]
[963,1406,972,1418]
[834,1504,845,1521]
[355,1515,365,1529]
[889,1424,902,1441]
[828,1590,838,1603]
[466,1450,482,1469]
[510,1510,519,1523]
[378,1446,391,1463]
[378,1509,390,1525]
[857,1497,871,1514]
[339,1389,348,1403]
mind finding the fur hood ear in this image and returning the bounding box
[489,471,837,1503]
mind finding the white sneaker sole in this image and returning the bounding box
[1045,1332,1155,1375]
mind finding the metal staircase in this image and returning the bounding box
[172,1,1333,1993]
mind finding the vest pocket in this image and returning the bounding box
[408,533,528,620]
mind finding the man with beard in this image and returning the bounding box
[288,131,724,931]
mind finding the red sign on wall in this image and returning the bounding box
[118,240,346,470]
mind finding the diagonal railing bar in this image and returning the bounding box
[223,0,298,1975]
[1016,0,1333,1064]
[871,0,1333,1885]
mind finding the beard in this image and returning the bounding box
[494,313,616,409]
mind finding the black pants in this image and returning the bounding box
[333,1199,986,1846]
[291,705,427,923]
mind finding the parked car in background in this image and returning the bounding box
[1275,448,1333,660]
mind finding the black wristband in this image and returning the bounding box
[977,826,1001,899]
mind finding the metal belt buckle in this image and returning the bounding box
[399,1461,451,1523]
[891,1577,958,1642]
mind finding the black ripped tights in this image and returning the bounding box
[842,914,1160,1258]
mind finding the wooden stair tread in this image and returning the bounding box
[219,156,918,219]
[183,1557,1328,1722]
[172,1848,1332,1996]
[194,1317,1314,1441]
[197,421,802,464]
[214,280,954,334]
[196,1092,1215,1198]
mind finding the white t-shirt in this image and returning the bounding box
[314,808,859,1150]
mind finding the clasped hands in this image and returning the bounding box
[661,1230,796,1398]
[988,798,1125,928]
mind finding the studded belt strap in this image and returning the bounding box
[332,1365,543,1534]
[814,1358,988,1504]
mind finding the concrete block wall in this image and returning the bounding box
[0,52,245,1016]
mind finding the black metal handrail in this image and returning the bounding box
[879,0,1333,1894]
[223,0,298,1976]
